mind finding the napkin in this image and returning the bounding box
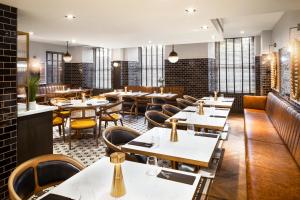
[209,115,226,118]
[194,133,218,138]
[157,170,196,185]
[128,141,153,148]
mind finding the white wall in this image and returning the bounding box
[165,43,210,59]
[29,41,66,64]
[260,30,273,54]
[69,46,93,63]
[272,10,300,50]
[112,47,139,61]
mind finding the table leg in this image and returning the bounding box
[171,161,179,169]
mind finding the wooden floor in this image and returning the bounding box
[208,114,247,200]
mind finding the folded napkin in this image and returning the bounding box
[60,103,73,106]
[209,115,226,118]
[40,193,74,200]
[128,141,153,148]
[181,110,195,113]
[222,100,233,102]
[194,133,218,138]
[157,170,196,185]
[170,118,187,121]
[215,108,230,111]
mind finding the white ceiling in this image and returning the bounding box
[2,0,300,48]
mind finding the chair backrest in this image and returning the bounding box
[102,126,140,154]
[183,95,198,103]
[100,101,123,115]
[70,106,97,120]
[176,98,194,109]
[8,154,84,200]
[145,110,169,129]
[162,104,181,116]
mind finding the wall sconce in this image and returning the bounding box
[113,61,120,67]
[29,56,41,74]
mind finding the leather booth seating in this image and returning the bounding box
[243,92,300,200]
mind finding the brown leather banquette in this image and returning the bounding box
[243,92,300,200]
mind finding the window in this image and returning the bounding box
[141,45,165,87]
[46,51,64,84]
[216,37,255,93]
[93,47,112,89]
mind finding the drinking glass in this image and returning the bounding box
[146,156,158,176]
[187,124,195,135]
[151,135,160,148]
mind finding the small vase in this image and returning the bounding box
[29,101,37,110]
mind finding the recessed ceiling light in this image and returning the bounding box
[65,14,76,20]
[29,31,34,36]
[240,30,245,34]
[71,39,76,43]
[148,40,152,44]
[185,8,196,14]
[200,25,209,30]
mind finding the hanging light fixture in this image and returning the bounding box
[168,45,179,63]
[63,41,72,62]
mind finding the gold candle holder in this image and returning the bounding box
[110,152,126,198]
[214,91,218,101]
[124,87,127,93]
[170,118,178,142]
[198,101,204,115]
[160,87,164,94]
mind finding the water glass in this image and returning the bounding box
[187,124,195,135]
[151,135,160,148]
[146,156,158,176]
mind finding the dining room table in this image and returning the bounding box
[122,127,220,169]
[38,156,204,200]
[198,97,235,108]
[165,106,230,131]
[53,98,110,109]
[53,88,91,98]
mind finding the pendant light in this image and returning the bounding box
[168,45,179,63]
[63,41,72,62]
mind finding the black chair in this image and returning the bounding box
[145,110,169,129]
[176,98,194,109]
[102,126,147,163]
[8,154,84,200]
[162,104,181,117]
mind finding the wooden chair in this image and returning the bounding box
[162,104,181,117]
[52,111,65,142]
[98,101,124,137]
[102,126,146,163]
[176,98,194,109]
[69,106,98,149]
[145,110,169,129]
[49,97,71,126]
[183,95,198,103]
[8,154,84,200]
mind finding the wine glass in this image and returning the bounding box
[146,156,158,176]
[187,124,195,135]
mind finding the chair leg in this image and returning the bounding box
[113,120,117,126]
[105,121,108,128]
[58,125,62,136]
[69,128,72,150]
[62,123,65,142]
[120,119,123,126]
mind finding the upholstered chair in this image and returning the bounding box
[145,110,169,129]
[162,104,181,117]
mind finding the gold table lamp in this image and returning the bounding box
[110,152,126,198]
[214,91,218,101]
[198,100,204,115]
[160,87,164,94]
[170,118,178,142]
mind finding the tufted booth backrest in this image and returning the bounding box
[265,92,300,167]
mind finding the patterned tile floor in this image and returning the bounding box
[53,115,149,166]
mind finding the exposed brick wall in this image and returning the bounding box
[0,3,17,199]
[260,54,272,95]
[165,58,213,99]
[128,61,141,86]
[64,63,94,88]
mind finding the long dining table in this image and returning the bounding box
[199,97,235,108]
[122,127,220,169]
[39,157,204,200]
[165,106,230,131]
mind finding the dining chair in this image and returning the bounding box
[183,95,198,103]
[49,97,71,126]
[69,106,98,149]
[145,110,169,129]
[52,111,65,142]
[8,154,84,200]
[122,96,136,116]
[102,126,147,163]
[98,101,124,138]
[176,98,194,109]
[162,104,181,117]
